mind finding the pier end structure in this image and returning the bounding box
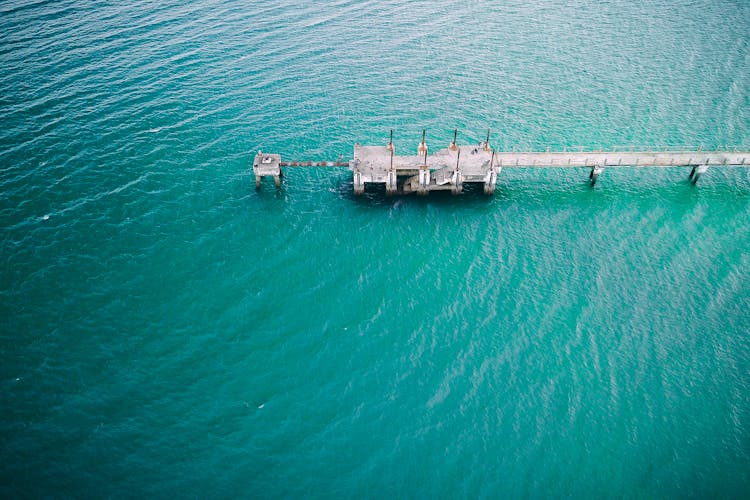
[252,151,282,189]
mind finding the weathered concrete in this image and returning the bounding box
[252,152,281,189]
[346,143,749,194]
[255,142,750,194]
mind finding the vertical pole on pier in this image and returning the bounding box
[418,129,428,157]
[386,131,396,193]
[450,128,458,151]
[484,150,498,195]
[386,147,397,195]
[452,149,462,194]
[484,129,491,151]
[418,131,429,195]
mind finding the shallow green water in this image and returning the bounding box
[1,0,749,497]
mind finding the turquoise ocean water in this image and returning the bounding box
[2,0,750,496]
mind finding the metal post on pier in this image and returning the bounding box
[484,150,498,195]
[418,129,428,156]
[387,147,397,195]
[452,149,462,194]
[418,130,429,195]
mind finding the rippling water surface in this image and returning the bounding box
[2,0,750,496]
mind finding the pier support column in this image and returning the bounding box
[590,166,604,186]
[255,175,262,189]
[353,172,364,195]
[386,170,397,195]
[451,172,463,195]
[418,167,430,196]
[451,148,462,194]
[484,167,500,195]
[274,175,281,188]
[484,151,499,195]
[691,165,709,184]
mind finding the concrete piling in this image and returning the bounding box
[484,151,497,195]
[590,166,604,186]
[418,166,430,195]
[452,149,462,194]
[692,165,709,184]
[354,171,364,195]
[386,149,397,195]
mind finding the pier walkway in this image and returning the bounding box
[253,132,750,195]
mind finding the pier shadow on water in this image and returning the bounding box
[342,168,749,211]
[347,182,496,210]
[261,166,749,214]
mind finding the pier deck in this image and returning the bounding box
[253,139,750,194]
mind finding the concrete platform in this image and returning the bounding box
[252,152,281,189]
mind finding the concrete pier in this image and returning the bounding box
[254,134,750,195]
[344,144,749,194]
[252,152,281,189]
